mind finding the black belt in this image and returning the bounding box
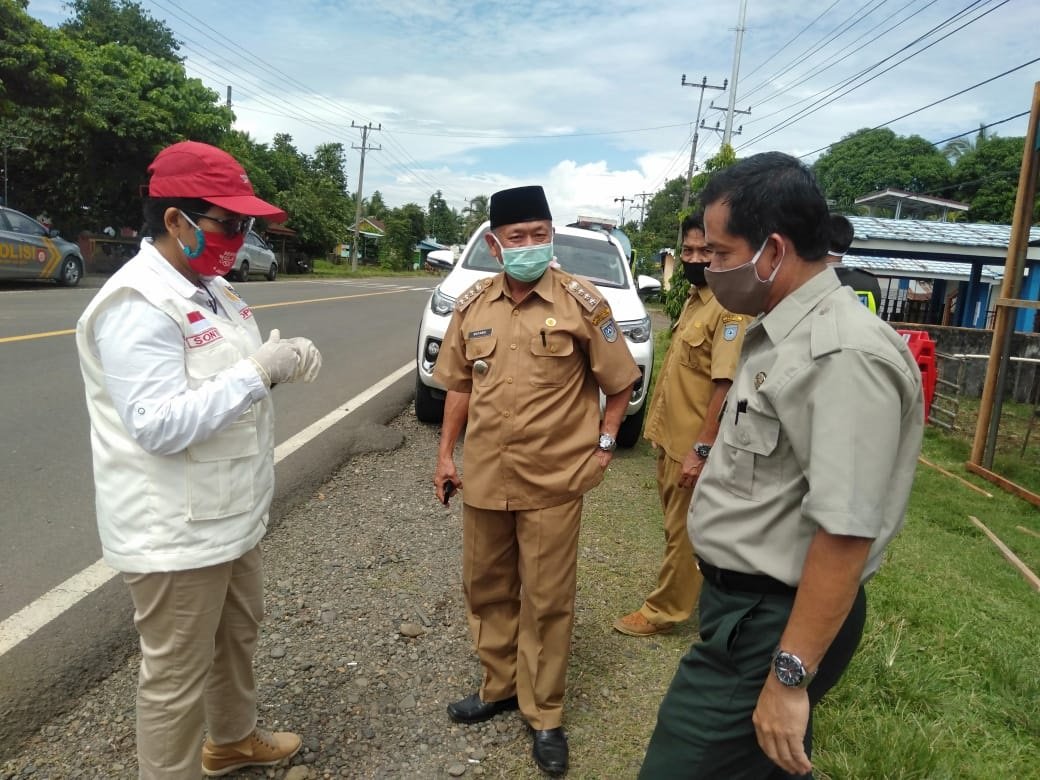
[696,558,797,597]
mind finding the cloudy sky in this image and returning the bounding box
[28,0,1040,222]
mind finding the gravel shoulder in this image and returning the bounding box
[2,406,693,780]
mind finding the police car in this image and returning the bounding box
[415,221,658,447]
[0,207,85,286]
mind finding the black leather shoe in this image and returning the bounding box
[531,727,568,776]
[446,693,519,724]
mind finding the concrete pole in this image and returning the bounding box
[723,0,748,148]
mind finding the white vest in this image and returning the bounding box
[77,244,274,573]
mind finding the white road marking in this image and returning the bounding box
[0,361,416,657]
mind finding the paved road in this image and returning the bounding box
[0,274,439,755]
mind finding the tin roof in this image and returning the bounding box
[842,255,1004,283]
[848,216,1040,249]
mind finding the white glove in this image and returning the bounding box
[248,329,301,387]
[286,336,322,383]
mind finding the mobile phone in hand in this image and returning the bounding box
[442,480,456,506]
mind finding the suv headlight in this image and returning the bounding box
[429,288,456,316]
[618,316,651,343]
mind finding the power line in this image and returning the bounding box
[741,0,891,102]
[737,0,1012,150]
[746,0,939,117]
[739,0,844,84]
[928,111,1030,147]
[795,59,1040,159]
[147,0,467,203]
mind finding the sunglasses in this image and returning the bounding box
[184,211,255,237]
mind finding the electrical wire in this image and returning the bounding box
[148,0,468,202]
[741,0,891,102]
[739,0,844,84]
[745,0,940,116]
[737,0,1012,150]
[795,60,1039,159]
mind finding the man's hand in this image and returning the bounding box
[752,675,812,776]
[434,456,461,504]
[595,448,613,469]
[677,450,705,489]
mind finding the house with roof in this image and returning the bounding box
[841,216,1040,331]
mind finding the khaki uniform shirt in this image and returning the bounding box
[434,268,641,511]
[643,284,746,462]
[690,267,924,586]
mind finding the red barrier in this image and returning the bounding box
[896,330,936,420]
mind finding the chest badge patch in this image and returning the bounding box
[600,319,619,343]
[754,371,767,390]
[545,317,557,327]
[473,359,490,376]
[468,327,493,339]
[723,323,739,341]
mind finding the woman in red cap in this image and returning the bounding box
[76,141,321,778]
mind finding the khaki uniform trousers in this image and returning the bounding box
[640,452,702,627]
[123,545,263,780]
[462,497,582,731]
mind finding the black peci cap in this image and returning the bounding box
[489,185,552,228]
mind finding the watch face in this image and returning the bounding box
[774,651,806,687]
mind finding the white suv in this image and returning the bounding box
[231,230,278,281]
[415,221,659,447]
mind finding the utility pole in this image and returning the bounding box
[633,191,652,229]
[679,74,727,213]
[614,196,631,226]
[723,0,749,148]
[350,121,381,271]
[1,135,29,207]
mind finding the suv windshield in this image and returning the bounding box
[462,231,629,288]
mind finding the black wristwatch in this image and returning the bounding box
[771,647,816,689]
[598,433,617,452]
[693,442,712,459]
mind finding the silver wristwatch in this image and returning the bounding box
[598,433,617,452]
[771,647,816,689]
[693,442,712,459]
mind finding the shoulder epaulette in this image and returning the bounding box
[559,274,603,313]
[454,277,493,312]
[810,303,842,359]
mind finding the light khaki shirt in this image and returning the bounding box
[643,284,746,461]
[690,267,924,586]
[435,267,641,511]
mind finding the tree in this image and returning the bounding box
[461,194,489,236]
[942,124,987,163]
[381,203,425,270]
[366,190,388,221]
[950,135,1034,223]
[812,128,952,211]
[426,189,459,244]
[61,0,181,62]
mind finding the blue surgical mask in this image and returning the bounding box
[492,235,554,282]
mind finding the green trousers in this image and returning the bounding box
[639,581,866,779]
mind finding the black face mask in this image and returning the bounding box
[683,261,707,287]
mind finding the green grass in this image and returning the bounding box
[488,330,1040,779]
[309,258,435,278]
[933,394,1040,496]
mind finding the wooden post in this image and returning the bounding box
[970,82,1040,465]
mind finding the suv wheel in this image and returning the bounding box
[266,262,278,281]
[415,375,445,423]
[616,402,646,448]
[237,260,249,281]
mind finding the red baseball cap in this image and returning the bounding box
[147,141,287,221]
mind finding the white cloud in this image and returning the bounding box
[28,0,1040,215]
